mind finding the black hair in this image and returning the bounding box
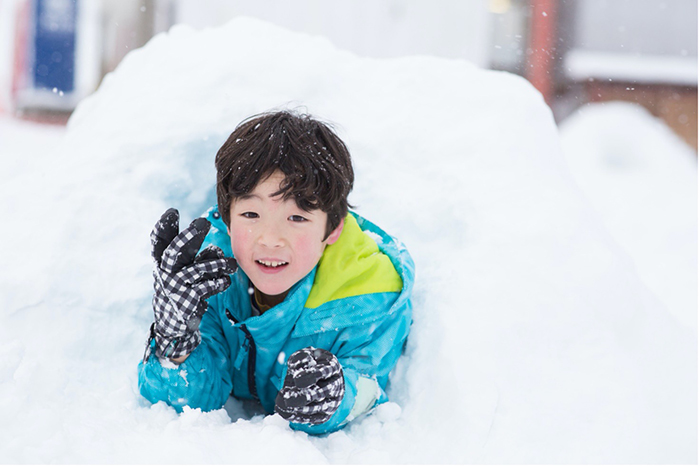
[215,110,354,239]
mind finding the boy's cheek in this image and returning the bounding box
[229,229,249,258]
[293,238,325,262]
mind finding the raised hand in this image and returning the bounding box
[147,208,237,360]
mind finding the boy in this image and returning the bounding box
[138,111,414,434]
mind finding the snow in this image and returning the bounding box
[0,17,696,463]
[564,49,698,85]
[559,101,697,332]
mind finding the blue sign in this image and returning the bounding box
[32,0,77,93]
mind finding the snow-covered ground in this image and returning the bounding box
[559,101,697,332]
[0,18,696,463]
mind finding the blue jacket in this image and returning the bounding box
[138,206,415,434]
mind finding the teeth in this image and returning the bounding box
[257,260,288,267]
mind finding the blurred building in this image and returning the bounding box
[0,0,493,122]
[490,0,698,150]
[174,0,491,65]
[0,0,173,122]
[1,0,697,152]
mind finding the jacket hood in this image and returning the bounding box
[305,212,404,309]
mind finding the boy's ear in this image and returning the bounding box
[324,217,344,245]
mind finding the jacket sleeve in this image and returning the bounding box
[289,292,412,434]
[137,303,233,412]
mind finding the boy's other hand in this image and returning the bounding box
[275,347,345,425]
[146,208,238,361]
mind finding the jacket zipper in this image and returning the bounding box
[240,324,259,400]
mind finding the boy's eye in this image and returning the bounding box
[241,212,259,219]
[289,215,307,222]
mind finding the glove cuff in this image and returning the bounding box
[154,330,201,359]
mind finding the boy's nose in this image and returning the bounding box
[257,228,285,248]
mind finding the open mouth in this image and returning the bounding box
[256,259,289,269]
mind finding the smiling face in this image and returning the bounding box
[228,170,344,306]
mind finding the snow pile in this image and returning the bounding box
[0,116,66,317]
[559,101,697,331]
[0,18,696,463]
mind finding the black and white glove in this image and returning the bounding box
[145,208,237,361]
[275,347,345,425]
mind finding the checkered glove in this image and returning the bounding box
[145,208,237,361]
[275,347,345,425]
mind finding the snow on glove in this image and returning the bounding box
[144,208,237,361]
[275,347,345,425]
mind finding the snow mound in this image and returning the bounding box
[559,101,697,331]
[0,17,695,463]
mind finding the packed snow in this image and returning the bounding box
[559,101,697,332]
[0,18,696,463]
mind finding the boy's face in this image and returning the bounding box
[227,170,344,301]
